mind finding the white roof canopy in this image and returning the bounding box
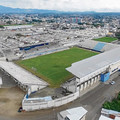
[66,47,120,79]
[0,61,48,86]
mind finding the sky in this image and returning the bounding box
[0,0,120,12]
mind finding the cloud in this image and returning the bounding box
[0,0,120,12]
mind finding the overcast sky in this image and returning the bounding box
[0,0,120,12]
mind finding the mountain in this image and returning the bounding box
[0,5,61,14]
[0,5,98,14]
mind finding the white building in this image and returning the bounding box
[58,107,87,120]
[99,115,120,120]
[115,117,120,120]
[99,115,113,120]
[66,47,120,93]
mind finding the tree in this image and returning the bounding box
[6,21,12,25]
[0,25,4,28]
[115,32,120,40]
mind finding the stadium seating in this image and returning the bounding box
[93,42,106,52]
[78,40,119,52]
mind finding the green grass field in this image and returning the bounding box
[16,47,98,87]
[94,37,118,43]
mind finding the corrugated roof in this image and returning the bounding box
[66,47,120,79]
[0,61,48,86]
[67,107,87,120]
[60,107,87,120]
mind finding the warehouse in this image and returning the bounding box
[66,47,120,93]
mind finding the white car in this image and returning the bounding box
[110,81,115,85]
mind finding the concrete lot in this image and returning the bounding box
[0,72,120,120]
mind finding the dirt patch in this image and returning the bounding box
[0,87,25,117]
[0,98,10,103]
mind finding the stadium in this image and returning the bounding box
[0,35,120,111]
[16,47,98,88]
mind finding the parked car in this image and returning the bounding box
[110,81,115,85]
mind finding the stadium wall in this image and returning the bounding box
[22,72,101,111]
[22,60,120,111]
[22,91,79,111]
[22,75,101,112]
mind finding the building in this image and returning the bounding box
[99,115,113,120]
[57,107,87,120]
[65,47,120,93]
[115,117,120,120]
[99,115,120,120]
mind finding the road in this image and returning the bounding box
[0,73,120,120]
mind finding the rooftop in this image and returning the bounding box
[66,47,120,80]
[99,115,112,120]
[0,61,48,87]
[60,107,87,120]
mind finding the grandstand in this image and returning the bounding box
[19,42,59,51]
[0,61,48,91]
[78,40,119,52]
[23,46,69,59]
[66,47,120,93]
[93,42,106,52]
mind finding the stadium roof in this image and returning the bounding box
[66,47,120,79]
[0,61,48,87]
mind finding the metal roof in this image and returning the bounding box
[60,107,87,120]
[66,47,120,79]
[99,115,112,120]
[0,61,48,87]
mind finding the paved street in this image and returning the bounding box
[0,73,120,120]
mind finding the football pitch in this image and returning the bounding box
[16,47,98,87]
[94,37,117,43]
